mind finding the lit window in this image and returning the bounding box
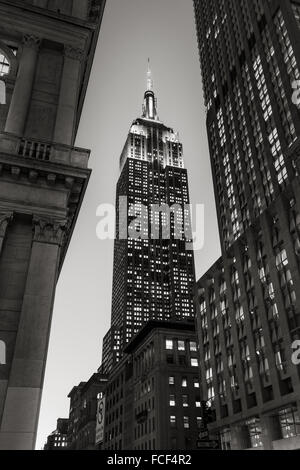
[191,358,199,367]
[166,339,173,350]
[190,341,197,352]
[279,408,300,439]
[169,395,176,407]
[0,52,9,76]
[194,379,200,388]
[170,415,176,428]
[183,416,189,429]
[246,417,263,448]
[182,395,189,407]
[178,340,185,351]
[169,376,175,386]
[182,378,187,388]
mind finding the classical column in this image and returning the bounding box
[0,213,13,254]
[5,35,41,136]
[0,216,66,450]
[53,45,83,146]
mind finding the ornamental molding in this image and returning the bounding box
[22,34,41,50]
[64,45,84,61]
[33,216,68,246]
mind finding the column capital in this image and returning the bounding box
[22,34,41,50]
[0,212,13,238]
[32,216,67,246]
[64,45,84,61]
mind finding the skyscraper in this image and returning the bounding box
[101,65,196,373]
[0,0,105,449]
[194,0,300,450]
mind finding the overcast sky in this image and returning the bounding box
[36,0,220,449]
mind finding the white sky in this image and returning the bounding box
[36,0,220,449]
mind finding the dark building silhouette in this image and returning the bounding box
[101,65,196,374]
[101,320,201,451]
[194,0,300,450]
[67,373,108,450]
[44,418,69,450]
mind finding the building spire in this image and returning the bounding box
[147,58,153,91]
[143,58,158,120]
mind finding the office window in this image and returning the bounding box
[279,407,300,438]
[166,339,173,350]
[220,428,231,450]
[194,378,200,388]
[169,395,176,407]
[246,417,263,448]
[190,341,197,352]
[169,376,175,386]
[191,358,199,367]
[182,378,187,388]
[170,415,176,428]
[178,340,185,351]
[182,395,189,407]
[0,52,9,76]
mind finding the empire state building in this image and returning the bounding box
[101,64,196,373]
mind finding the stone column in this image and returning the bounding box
[5,35,40,136]
[0,217,66,450]
[0,213,12,254]
[53,45,83,146]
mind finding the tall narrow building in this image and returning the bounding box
[0,0,105,449]
[101,65,196,373]
[194,0,300,450]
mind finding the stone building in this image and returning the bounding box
[0,0,106,449]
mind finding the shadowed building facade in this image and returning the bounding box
[194,0,300,450]
[43,418,69,450]
[101,321,201,451]
[0,0,105,449]
[67,373,108,450]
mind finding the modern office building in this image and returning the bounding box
[43,418,69,451]
[67,373,108,450]
[101,65,196,374]
[0,0,106,449]
[194,0,300,450]
[101,320,201,451]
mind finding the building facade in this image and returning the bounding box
[102,320,201,451]
[67,373,108,450]
[44,418,69,450]
[101,66,196,374]
[194,0,300,450]
[0,0,105,449]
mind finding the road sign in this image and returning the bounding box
[95,396,106,444]
[197,440,219,449]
